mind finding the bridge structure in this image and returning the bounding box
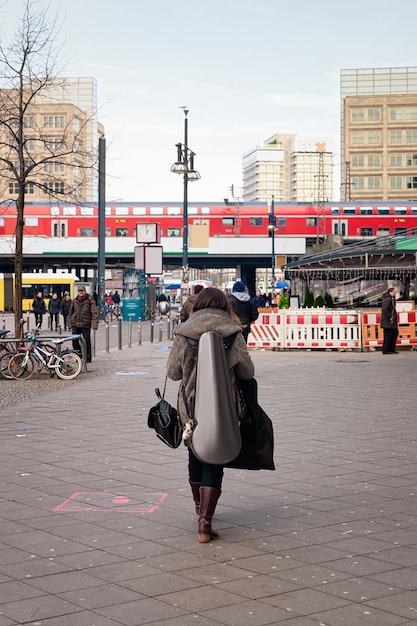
[0,234,306,293]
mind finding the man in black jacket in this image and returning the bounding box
[227,281,259,343]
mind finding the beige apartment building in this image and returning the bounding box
[0,77,103,203]
[242,133,333,203]
[341,67,417,201]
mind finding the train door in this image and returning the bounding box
[52,220,68,237]
[332,220,347,237]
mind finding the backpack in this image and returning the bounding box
[187,331,241,465]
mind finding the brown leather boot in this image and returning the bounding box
[198,486,221,543]
[189,480,201,515]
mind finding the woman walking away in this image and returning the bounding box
[166,287,254,543]
[381,286,399,355]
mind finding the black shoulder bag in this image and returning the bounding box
[147,376,182,448]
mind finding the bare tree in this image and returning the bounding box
[0,0,98,335]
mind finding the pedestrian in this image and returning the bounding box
[278,288,290,309]
[381,286,399,354]
[60,292,72,331]
[180,284,204,322]
[254,289,266,309]
[227,281,259,343]
[112,290,121,305]
[48,293,61,330]
[67,286,99,363]
[32,291,46,329]
[166,287,254,543]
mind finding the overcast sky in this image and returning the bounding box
[3,0,417,203]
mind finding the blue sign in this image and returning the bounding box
[122,299,144,321]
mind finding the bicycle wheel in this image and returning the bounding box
[55,351,82,380]
[8,352,35,380]
[0,351,15,379]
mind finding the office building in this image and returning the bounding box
[0,77,103,203]
[242,133,333,203]
[341,66,417,201]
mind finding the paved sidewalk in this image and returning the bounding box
[0,341,416,625]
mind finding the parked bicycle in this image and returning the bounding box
[5,334,82,380]
[105,303,122,323]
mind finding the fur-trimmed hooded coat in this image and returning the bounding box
[166,308,255,426]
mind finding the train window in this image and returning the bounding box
[116,228,129,236]
[360,228,373,236]
[105,228,111,237]
[277,217,286,227]
[331,207,340,214]
[189,207,198,215]
[115,207,128,216]
[394,207,407,214]
[377,208,390,215]
[80,228,95,236]
[360,208,373,215]
[26,217,38,226]
[0,217,4,226]
[222,217,235,226]
[80,207,94,216]
[395,227,407,235]
[132,207,146,216]
[411,208,417,215]
[201,207,210,215]
[306,218,317,227]
[343,209,356,215]
[167,228,180,237]
[105,207,111,216]
[167,207,181,215]
[51,206,59,216]
[250,217,263,226]
[63,206,76,216]
[150,207,163,215]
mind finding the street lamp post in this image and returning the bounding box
[170,108,200,303]
[267,195,277,290]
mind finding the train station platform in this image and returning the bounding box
[0,330,416,625]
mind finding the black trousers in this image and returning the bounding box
[188,448,224,490]
[382,327,399,354]
[50,312,59,330]
[71,326,92,362]
[34,313,43,328]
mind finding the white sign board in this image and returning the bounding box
[134,245,163,275]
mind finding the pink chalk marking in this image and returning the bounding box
[53,491,168,513]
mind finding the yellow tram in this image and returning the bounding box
[0,272,79,312]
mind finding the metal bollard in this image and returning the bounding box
[167,316,171,340]
[128,320,132,348]
[118,317,122,350]
[138,319,142,345]
[105,323,110,353]
[2,312,5,329]
[150,320,154,343]
[92,328,96,356]
[159,317,163,342]
[26,311,30,331]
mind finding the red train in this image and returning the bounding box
[0,201,416,241]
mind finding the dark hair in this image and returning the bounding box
[193,284,204,295]
[193,287,242,326]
